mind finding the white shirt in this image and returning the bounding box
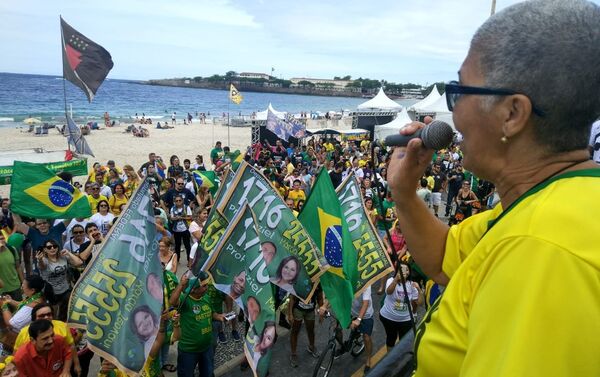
[351,285,374,319]
[380,278,419,322]
[589,120,600,163]
[90,212,115,236]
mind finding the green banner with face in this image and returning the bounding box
[337,174,393,296]
[217,162,326,303]
[67,179,163,375]
[201,205,276,377]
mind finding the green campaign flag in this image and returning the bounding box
[218,162,326,303]
[202,204,276,377]
[0,157,87,186]
[298,169,357,328]
[192,170,219,195]
[337,174,393,296]
[68,178,162,375]
[9,160,91,219]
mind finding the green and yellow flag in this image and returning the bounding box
[298,169,357,328]
[10,161,91,219]
[229,84,243,104]
[192,170,219,195]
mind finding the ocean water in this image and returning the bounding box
[0,72,415,128]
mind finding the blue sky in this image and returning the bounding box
[1,0,596,85]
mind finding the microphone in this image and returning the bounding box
[383,120,455,150]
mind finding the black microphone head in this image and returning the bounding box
[421,120,454,150]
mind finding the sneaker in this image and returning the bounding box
[231,330,241,342]
[217,332,227,344]
[290,354,298,368]
[307,346,319,358]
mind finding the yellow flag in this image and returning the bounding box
[229,84,243,104]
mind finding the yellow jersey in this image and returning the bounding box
[414,170,600,377]
[14,320,74,352]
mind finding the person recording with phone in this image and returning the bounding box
[386,1,600,376]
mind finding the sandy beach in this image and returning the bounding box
[0,118,352,197]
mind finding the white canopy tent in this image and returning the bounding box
[357,88,403,111]
[420,92,451,113]
[255,103,287,120]
[373,108,414,140]
[409,84,441,112]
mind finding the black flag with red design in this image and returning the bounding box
[60,17,113,102]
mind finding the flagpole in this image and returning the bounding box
[60,16,71,153]
[227,82,231,146]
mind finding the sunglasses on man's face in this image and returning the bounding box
[36,311,53,319]
[73,231,84,235]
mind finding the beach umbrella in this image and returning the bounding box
[23,117,42,125]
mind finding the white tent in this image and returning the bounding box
[420,92,451,113]
[255,103,287,120]
[409,84,441,112]
[357,88,403,111]
[373,108,413,140]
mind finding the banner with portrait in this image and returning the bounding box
[68,178,162,375]
[337,174,393,296]
[217,162,326,303]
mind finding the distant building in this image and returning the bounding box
[289,77,353,89]
[401,88,424,98]
[238,72,271,80]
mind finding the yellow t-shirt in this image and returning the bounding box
[108,195,128,215]
[287,189,306,207]
[414,171,600,377]
[87,194,108,214]
[14,320,74,352]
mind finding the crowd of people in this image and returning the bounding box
[0,124,501,377]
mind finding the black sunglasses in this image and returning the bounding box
[45,244,58,249]
[445,81,545,117]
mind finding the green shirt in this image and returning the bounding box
[0,247,20,293]
[205,284,225,314]
[377,199,395,231]
[178,293,213,353]
[210,148,224,163]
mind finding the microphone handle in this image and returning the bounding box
[384,129,423,147]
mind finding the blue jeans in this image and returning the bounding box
[177,348,214,377]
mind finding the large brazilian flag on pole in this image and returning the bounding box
[298,169,357,328]
[10,160,91,219]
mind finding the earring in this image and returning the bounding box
[501,136,508,143]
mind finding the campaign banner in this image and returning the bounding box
[68,178,162,375]
[337,174,393,296]
[0,157,88,185]
[201,204,276,377]
[189,168,236,276]
[217,162,326,303]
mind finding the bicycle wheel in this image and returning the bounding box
[350,336,365,357]
[313,341,336,377]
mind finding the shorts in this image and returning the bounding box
[431,192,442,206]
[357,317,374,336]
[293,307,316,322]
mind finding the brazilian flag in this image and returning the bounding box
[230,149,244,171]
[298,168,357,328]
[10,161,91,219]
[192,170,219,195]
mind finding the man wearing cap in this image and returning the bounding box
[170,272,225,377]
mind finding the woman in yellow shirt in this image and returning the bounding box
[108,184,129,215]
[123,164,140,197]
